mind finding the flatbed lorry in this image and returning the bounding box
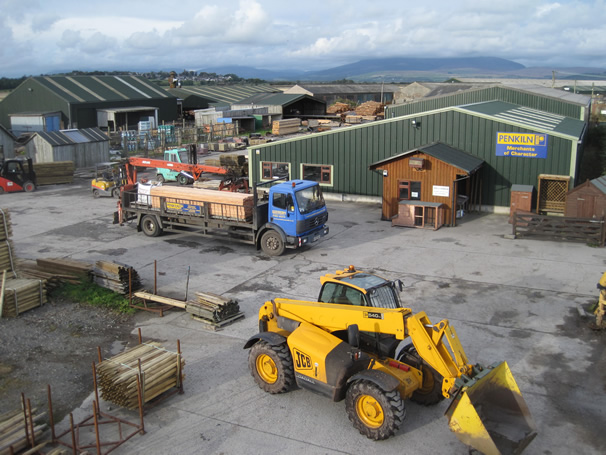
[115,178,329,256]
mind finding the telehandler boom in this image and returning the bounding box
[244,267,537,454]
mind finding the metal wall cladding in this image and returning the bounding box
[386,86,585,120]
[251,110,577,208]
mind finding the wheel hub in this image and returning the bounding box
[256,354,278,384]
[357,395,384,428]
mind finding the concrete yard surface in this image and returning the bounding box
[2,179,606,455]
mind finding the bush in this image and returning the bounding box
[50,281,135,314]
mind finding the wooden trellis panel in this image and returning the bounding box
[537,174,570,214]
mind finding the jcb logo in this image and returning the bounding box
[293,349,312,370]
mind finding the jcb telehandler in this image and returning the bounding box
[245,266,537,455]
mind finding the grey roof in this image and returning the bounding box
[591,175,606,194]
[289,84,402,95]
[169,84,280,105]
[499,83,591,106]
[457,101,586,138]
[370,142,484,174]
[236,93,323,106]
[31,76,173,104]
[34,128,109,146]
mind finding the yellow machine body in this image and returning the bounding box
[250,293,536,454]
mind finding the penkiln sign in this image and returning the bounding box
[496,132,548,159]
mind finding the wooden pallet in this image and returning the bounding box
[191,312,245,331]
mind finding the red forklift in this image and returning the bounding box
[0,157,37,193]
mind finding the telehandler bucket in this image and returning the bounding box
[445,361,537,455]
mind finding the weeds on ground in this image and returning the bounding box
[50,280,135,314]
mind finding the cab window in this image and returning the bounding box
[319,282,365,306]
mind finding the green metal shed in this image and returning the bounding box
[249,100,586,210]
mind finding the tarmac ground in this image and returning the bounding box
[2,177,606,455]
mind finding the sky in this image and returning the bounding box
[1,0,605,78]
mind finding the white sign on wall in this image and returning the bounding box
[433,185,450,197]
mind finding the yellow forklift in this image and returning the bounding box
[91,162,126,198]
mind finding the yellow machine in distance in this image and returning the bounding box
[91,162,126,198]
[244,266,537,454]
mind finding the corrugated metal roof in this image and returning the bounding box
[287,84,401,95]
[32,76,172,104]
[36,127,108,146]
[591,175,606,194]
[500,83,591,106]
[457,101,586,138]
[171,84,280,105]
[236,93,313,106]
[369,142,484,173]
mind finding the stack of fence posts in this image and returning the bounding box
[93,260,142,294]
[186,291,242,323]
[0,406,47,455]
[0,209,15,274]
[96,342,184,410]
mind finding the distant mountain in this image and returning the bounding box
[198,65,305,81]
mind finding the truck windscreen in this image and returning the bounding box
[295,186,325,215]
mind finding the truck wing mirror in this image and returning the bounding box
[347,324,360,348]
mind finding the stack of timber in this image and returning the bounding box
[35,258,93,281]
[345,115,363,124]
[327,102,351,114]
[0,408,48,455]
[33,161,75,185]
[187,291,242,325]
[15,259,82,291]
[97,342,184,410]
[93,260,142,294]
[193,179,222,190]
[0,278,47,318]
[272,118,300,135]
[149,186,254,221]
[0,209,15,273]
[355,101,384,116]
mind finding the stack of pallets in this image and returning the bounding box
[97,342,184,410]
[93,260,142,294]
[272,118,300,135]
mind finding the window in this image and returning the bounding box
[319,283,366,306]
[262,162,290,180]
[398,180,421,201]
[302,164,332,185]
[272,192,294,211]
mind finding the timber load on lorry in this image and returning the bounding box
[115,178,329,256]
[245,266,537,454]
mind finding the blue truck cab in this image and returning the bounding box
[258,179,329,255]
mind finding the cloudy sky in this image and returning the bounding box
[1,0,605,77]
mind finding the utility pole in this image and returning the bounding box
[552,70,556,88]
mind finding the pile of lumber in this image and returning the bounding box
[0,278,47,318]
[193,179,222,190]
[33,161,75,185]
[187,291,241,323]
[149,186,254,222]
[0,408,48,455]
[327,102,351,114]
[272,118,300,135]
[355,101,384,116]
[93,260,142,294]
[15,259,82,291]
[34,258,93,281]
[345,115,363,124]
[97,342,185,410]
[0,209,15,273]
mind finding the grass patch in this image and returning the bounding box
[50,280,135,314]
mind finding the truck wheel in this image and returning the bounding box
[141,215,163,237]
[248,341,294,394]
[177,174,189,185]
[260,230,285,256]
[112,187,120,198]
[156,174,165,183]
[346,380,405,440]
[398,346,444,406]
[23,181,35,192]
[93,189,100,198]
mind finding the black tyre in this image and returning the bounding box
[398,346,444,406]
[248,341,295,394]
[156,174,165,183]
[177,174,189,185]
[23,181,35,192]
[141,215,163,237]
[260,230,285,256]
[93,189,100,198]
[345,380,405,440]
[112,187,120,198]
